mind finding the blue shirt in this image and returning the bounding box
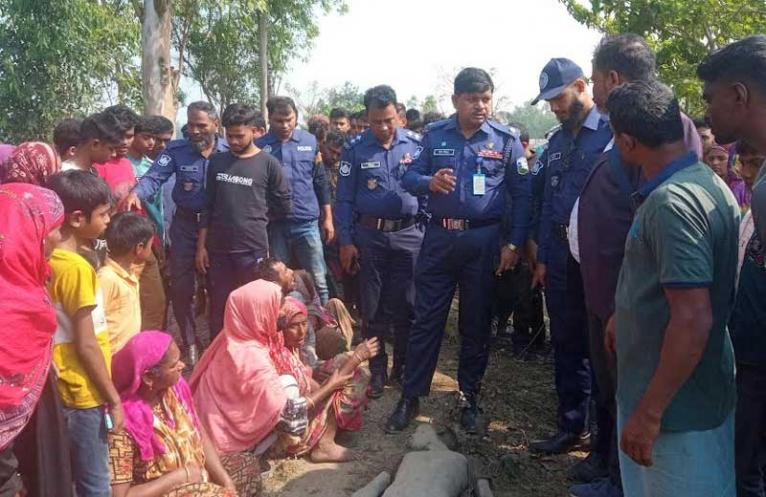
[335,128,425,246]
[537,107,612,263]
[256,128,331,222]
[134,138,229,212]
[401,116,531,246]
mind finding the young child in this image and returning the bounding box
[61,113,122,173]
[45,170,122,497]
[53,118,83,161]
[98,211,155,352]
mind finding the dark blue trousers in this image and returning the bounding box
[403,223,499,398]
[545,235,592,435]
[357,224,423,374]
[169,216,200,348]
[208,249,266,340]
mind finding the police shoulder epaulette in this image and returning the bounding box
[167,139,188,150]
[425,118,449,132]
[544,124,562,140]
[343,135,362,150]
[487,119,512,136]
[405,129,422,142]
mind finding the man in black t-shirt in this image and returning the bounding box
[196,103,291,338]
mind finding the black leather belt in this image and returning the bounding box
[438,218,500,231]
[174,207,203,223]
[553,223,568,241]
[358,215,416,232]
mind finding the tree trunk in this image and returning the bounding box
[258,8,269,119]
[142,0,176,120]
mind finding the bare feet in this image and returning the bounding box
[310,441,359,463]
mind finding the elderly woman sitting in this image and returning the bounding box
[191,281,378,463]
[108,331,258,497]
[275,297,375,460]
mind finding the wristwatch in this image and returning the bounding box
[505,243,518,252]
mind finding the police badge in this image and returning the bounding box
[339,161,351,177]
[262,145,272,154]
[516,157,530,175]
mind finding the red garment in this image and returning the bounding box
[0,142,60,186]
[0,184,64,447]
[94,157,136,205]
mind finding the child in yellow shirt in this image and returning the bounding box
[47,170,121,497]
[98,211,155,353]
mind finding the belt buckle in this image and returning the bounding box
[196,212,202,223]
[376,218,384,230]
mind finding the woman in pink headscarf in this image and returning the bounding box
[0,142,60,186]
[0,183,65,496]
[109,331,256,497]
[191,280,378,463]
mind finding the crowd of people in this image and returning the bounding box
[1,29,766,497]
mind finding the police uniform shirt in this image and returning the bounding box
[134,138,230,212]
[335,128,424,246]
[401,116,532,246]
[536,106,612,264]
[256,128,331,222]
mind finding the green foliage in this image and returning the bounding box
[0,0,139,141]
[496,102,558,140]
[292,80,364,120]
[559,0,766,115]
[176,0,346,116]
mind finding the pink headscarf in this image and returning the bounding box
[0,142,60,186]
[0,183,64,449]
[111,331,199,461]
[190,280,289,454]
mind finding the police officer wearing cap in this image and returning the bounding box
[335,85,426,399]
[528,58,612,454]
[126,101,229,365]
[385,68,532,434]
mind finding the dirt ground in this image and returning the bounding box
[255,306,586,497]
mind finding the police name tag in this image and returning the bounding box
[473,173,486,195]
[434,149,455,157]
[179,165,199,172]
[361,161,381,169]
[296,145,313,152]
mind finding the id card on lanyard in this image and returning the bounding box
[473,156,486,195]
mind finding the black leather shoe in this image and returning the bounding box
[568,451,608,482]
[460,402,484,434]
[368,370,386,399]
[530,430,591,454]
[385,396,419,433]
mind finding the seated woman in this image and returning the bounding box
[191,280,379,464]
[275,297,376,459]
[108,331,257,497]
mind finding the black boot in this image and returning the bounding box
[459,392,484,434]
[529,430,590,454]
[385,396,419,433]
[368,369,387,399]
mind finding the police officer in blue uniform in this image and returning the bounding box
[335,85,426,399]
[386,68,532,434]
[256,96,334,303]
[528,59,613,454]
[126,101,228,365]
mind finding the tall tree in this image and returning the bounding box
[138,0,177,120]
[0,0,139,141]
[174,0,345,117]
[496,102,558,140]
[559,0,766,114]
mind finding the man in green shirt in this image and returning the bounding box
[605,80,739,496]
